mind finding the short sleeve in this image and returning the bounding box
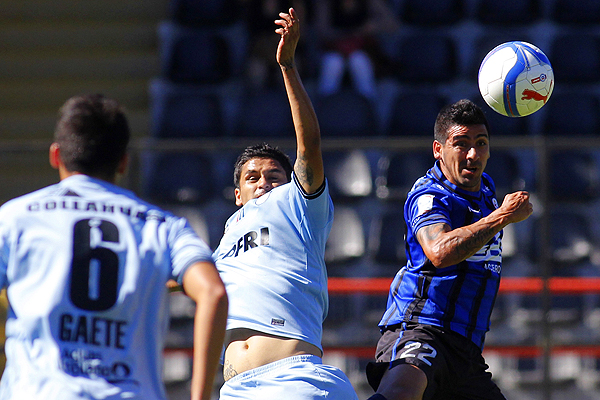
[289,173,333,231]
[168,216,214,285]
[407,191,452,234]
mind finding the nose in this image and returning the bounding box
[257,175,271,190]
[466,146,479,160]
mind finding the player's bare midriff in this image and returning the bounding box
[223,328,322,380]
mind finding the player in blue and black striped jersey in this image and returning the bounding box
[366,99,533,400]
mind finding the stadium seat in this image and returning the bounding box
[384,34,458,83]
[234,87,295,137]
[374,151,433,201]
[142,152,215,205]
[549,34,600,84]
[475,0,541,26]
[539,90,600,136]
[167,205,210,244]
[551,0,600,25]
[369,208,407,274]
[548,150,600,202]
[168,0,238,27]
[315,89,379,137]
[325,205,366,271]
[149,79,224,138]
[398,0,465,26]
[528,208,596,275]
[157,22,231,84]
[322,150,373,201]
[386,91,448,136]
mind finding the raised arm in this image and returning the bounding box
[417,191,533,268]
[275,8,324,194]
[182,261,228,400]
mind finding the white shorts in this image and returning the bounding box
[218,354,358,400]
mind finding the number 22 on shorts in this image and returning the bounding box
[398,341,437,366]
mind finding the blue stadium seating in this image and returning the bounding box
[149,80,224,138]
[157,22,231,84]
[398,0,465,26]
[475,0,541,26]
[386,91,448,136]
[550,34,600,84]
[315,89,378,137]
[234,88,295,137]
[383,33,458,83]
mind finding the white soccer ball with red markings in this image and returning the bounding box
[478,41,554,117]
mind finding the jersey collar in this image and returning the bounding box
[430,161,483,199]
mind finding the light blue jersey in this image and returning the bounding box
[214,174,333,352]
[0,175,213,400]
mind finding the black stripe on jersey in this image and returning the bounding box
[466,268,492,341]
[443,261,468,330]
[403,271,433,324]
[293,173,326,200]
[432,167,480,200]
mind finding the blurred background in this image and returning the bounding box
[1,0,600,399]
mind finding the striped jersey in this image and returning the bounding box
[0,175,213,400]
[214,174,333,352]
[379,161,503,349]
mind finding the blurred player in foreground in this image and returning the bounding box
[366,99,533,400]
[0,94,228,400]
[213,8,358,400]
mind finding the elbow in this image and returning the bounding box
[427,255,448,269]
[209,281,228,314]
[425,245,452,269]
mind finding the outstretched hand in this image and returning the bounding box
[275,8,300,69]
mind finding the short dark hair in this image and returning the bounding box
[54,94,130,179]
[233,143,293,188]
[434,99,489,143]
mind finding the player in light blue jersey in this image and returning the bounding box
[213,8,358,400]
[0,94,228,400]
[365,100,533,400]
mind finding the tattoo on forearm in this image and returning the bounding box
[295,154,314,187]
[454,226,496,260]
[223,360,238,381]
[420,223,498,263]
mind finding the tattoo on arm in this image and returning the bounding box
[419,223,499,264]
[420,224,445,243]
[223,360,238,381]
[295,153,314,188]
[453,226,497,261]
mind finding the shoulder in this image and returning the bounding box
[0,184,59,216]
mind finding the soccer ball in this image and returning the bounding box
[478,41,554,117]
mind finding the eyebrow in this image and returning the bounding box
[451,133,489,141]
[244,167,285,175]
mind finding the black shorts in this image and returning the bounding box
[366,324,506,400]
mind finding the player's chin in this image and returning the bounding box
[459,173,482,188]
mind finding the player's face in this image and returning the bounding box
[235,157,289,206]
[433,124,490,192]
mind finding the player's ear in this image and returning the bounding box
[234,187,243,207]
[117,153,129,175]
[433,140,442,160]
[49,142,61,170]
